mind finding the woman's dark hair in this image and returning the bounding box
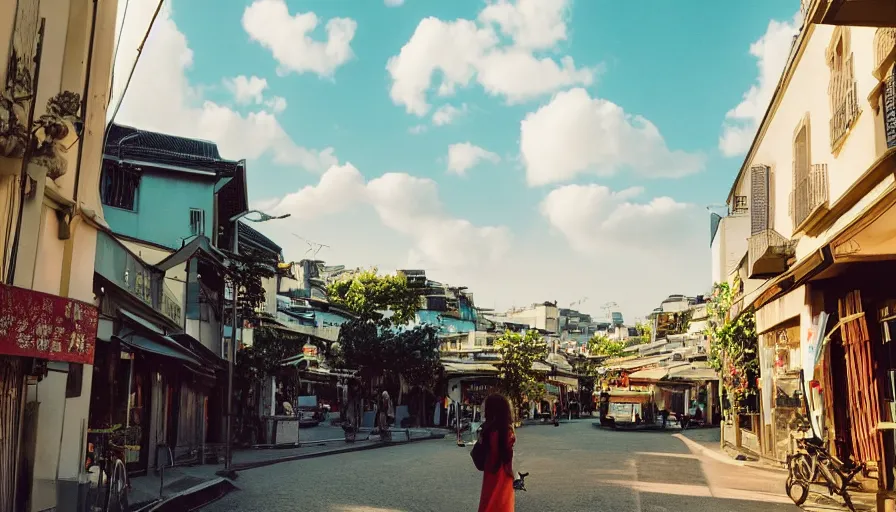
[481,393,514,473]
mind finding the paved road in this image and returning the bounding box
[204,420,804,512]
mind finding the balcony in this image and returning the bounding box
[807,0,896,27]
[748,229,796,279]
[790,163,830,233]
[830,72,859,150]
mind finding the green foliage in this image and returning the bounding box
[588,334,626,358]
[705,282,759,407]
[635,320,653,341]
[327,269,420,327]
[230,246,277,321]
[494,330,548,409]
[336,319,442,388]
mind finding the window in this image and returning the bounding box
[100,163,140,211]
[827,27,858,149]
[750,165,770,235]
[732,195,748,214]
[190,208,205,236]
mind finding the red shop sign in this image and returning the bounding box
[0,283,98,364]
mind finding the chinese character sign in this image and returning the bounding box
[0,283,98,364]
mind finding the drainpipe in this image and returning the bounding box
[71,0,100,205]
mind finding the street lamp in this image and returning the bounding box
[223,209,290,472]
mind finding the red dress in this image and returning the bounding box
[478,429,515,512]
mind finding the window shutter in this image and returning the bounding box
[750,165,770,235]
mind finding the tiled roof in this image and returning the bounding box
[105,124,238,174]
[238,221,282,256]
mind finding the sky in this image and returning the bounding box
[111,0,803,322]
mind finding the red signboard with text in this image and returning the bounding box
[0,283,98,364]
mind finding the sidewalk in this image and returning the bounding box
[675,428,878,511]
[128,426,449,511]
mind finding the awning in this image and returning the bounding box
[169,333,226,370]
[113,334,201,366]
[547,375,578,388]
[606,390,653,404]
[442,362,498,375]
[604,354,671,371]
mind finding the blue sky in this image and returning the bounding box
[113,0,802,321]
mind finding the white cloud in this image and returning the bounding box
[385,0,405,6]
[478,0,569,50]
[540,184,705,255]
[110,0,335,171]
[263,164,512,268]
[520,88,705,186]
[719,13,801,157]
[264,96,288,114]
[432,103,468,126]
[242,0,357,77]
[447,142,500,176]
[386,0,597,116]
[224,75,268,104]
[409,124,428,135]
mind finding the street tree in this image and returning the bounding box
[634,320,653,344]
[588,333,626,358]
[494,330,548,414]
[327,268,420,327]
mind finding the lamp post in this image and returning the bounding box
[223,209,290,472]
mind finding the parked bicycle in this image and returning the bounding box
[785,433,864,511]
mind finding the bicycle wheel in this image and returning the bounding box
[106,458,129,512]
[785,475,810,506]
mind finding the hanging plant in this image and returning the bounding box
[705,282,759,409]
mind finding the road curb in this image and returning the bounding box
[230,433,447,472]
[674,434,790,475]
[134,477,237,512]
[673,433,746,466]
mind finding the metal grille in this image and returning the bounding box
[189,208,205,236]
[829,56,859,148]
[885,70,896,150]
[750,165,770,235]
[100,162,140,210]
[791,163,828,230]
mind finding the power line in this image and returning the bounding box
[104,0,164,140]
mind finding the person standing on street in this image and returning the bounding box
[478,394,517,512]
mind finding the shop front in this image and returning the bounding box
[0,284,99,512]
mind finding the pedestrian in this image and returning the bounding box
[478,394,517,512]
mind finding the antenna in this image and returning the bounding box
[292,233,329,260]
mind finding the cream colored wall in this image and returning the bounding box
[741,25,883,263]
[32,206,64,296]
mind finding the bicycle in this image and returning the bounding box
[86,429,130,512]
[785,434,864,511]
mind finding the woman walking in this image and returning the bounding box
[478,394,516,512]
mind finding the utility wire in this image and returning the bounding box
[108,0,131,109]
[103,0,164,146]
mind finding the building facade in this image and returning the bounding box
[0,0,118,510]
[716,1,896,497]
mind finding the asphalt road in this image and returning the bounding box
[203,420,804,512]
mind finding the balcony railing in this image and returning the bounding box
[748,229,796,279]
[885,73,896,150]
[830,69,859,149]
[791,163,829,232]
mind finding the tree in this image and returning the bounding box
[494,330,548,412]
[634,320,653,343]
[327,268,420,327]
[229,246,277,321]
[588,334,626,358]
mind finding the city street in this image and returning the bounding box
[203,420,802,512]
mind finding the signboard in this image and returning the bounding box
[0,284,98,364]
[461,380,497,405]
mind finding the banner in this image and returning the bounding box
[0,284,98,364]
